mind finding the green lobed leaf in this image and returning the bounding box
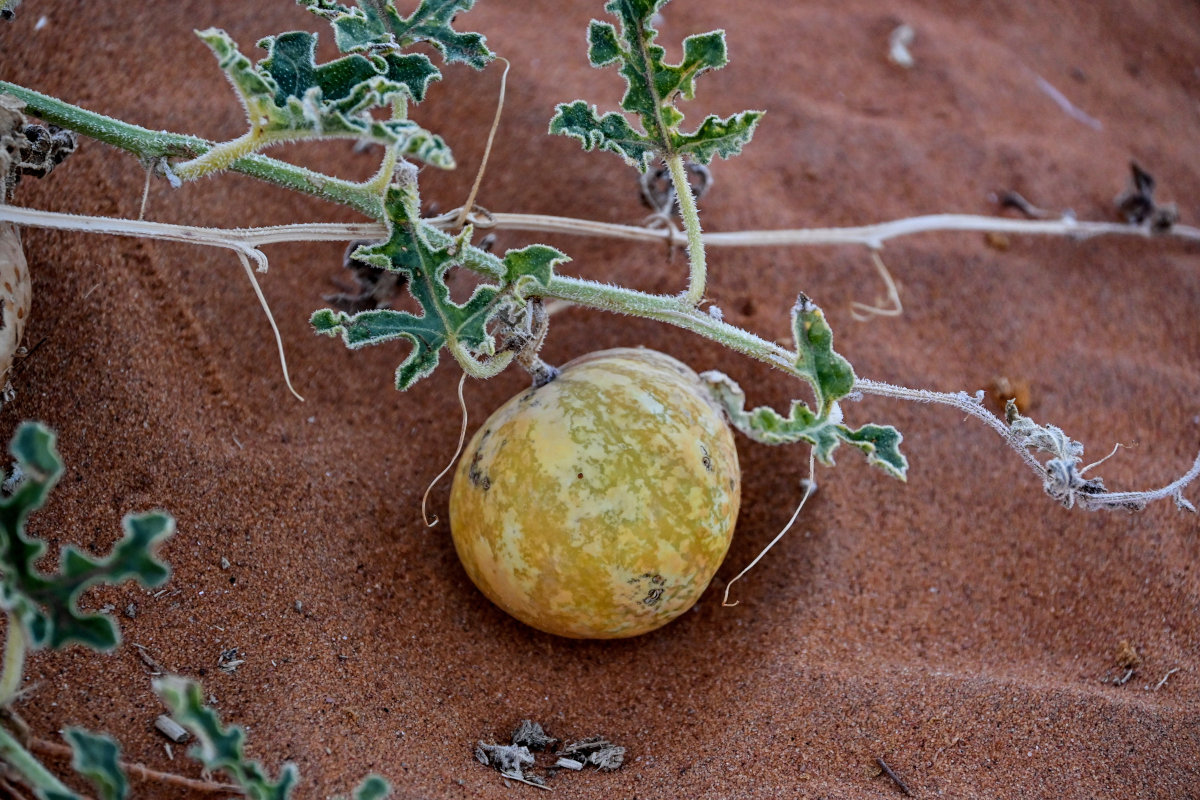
[299,0,492,69]
[311,178,568,390]
[675,110,763,164]
[701,372,907,480]
[837,423,908,480]
[502,244,565,301]
[549,0,761,168]
[155,676,299,800]
[64,729,128,800]
[351,775,392,800]
[197,27,453,167]
[0,422,175,652]
[790,294,855,416]
[548,100,662,168]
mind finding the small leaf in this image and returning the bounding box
[0,422,174,652]
[587,21,622,67]
[548,100,661,169]
[674,110,763,165]
[838,423,908,480]
[790,295,855,416]
[64,729,128,800]
[502,244,570,300]
[352,775,392,800]
[701,371,907,480]
[300,0,492,69]
[550,0,761,169]
[155,676,299,800]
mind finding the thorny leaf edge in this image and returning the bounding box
[548,0,763,170]
[311,173,568,390]
[698,297,907,480]
[0,422,175,652]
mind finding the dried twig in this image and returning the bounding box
[30,738,241,795]
[4,207,1198,268]
[876,757,914,797]
[1152,667,1180,691]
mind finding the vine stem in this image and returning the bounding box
[0,208,1195,509]
[5,207,1196,267]
[29,738,243,795]
[0,725,74,799]
[0,82,387,220]
[0,612,26,706]
[6,82,1200,253]
[172,129,261,181]
[854,378,1200,511]
[665,154,707,304]
[2,203,1196,399]
[3,204,1197,390]
[437,209,1200,248]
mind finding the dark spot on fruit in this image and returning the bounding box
[628,573,667,605]
[700,445,713,472]
[577,472,584,479]
[468,450,490,491]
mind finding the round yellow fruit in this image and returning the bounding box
[449,347,740,638]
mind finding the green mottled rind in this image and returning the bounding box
[450,348,740,639]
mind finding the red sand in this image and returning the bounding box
[1,1,1198,798]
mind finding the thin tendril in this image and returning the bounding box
[138,162,152,221]
[234,250,303,402]
[422,372,469,527]
[850,249,903,320]
[1081,441,1125,475]
[723,450,817,607]
[455,58,510,230]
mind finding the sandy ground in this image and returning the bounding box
[1,1,1199,798]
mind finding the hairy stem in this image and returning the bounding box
[854,378,1200,510]
[545,275,795,371]
[171,129,262,181]
[0,613,26,706]
[0,207,1192,509]
[0,82,386,219]
[0,725,74,798]
[665,155,707,305]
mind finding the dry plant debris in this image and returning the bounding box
[1102,639,1142,686]
[475,720,625,788]
[987,376,1032,415]
[1115,162,1178,233]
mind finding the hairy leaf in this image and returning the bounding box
[549,0,762,168]
[702,372,907,480]
[155,676,299,800]
[0,422,174,652]
[300,0,492,69]
[312,178,568,389]
[791,294,855,416]
[502,244,563,301]
[64,729,127,800]
[197,27,453,167]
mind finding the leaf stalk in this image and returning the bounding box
[0,612,26,707]
[0,724,75,798]
[0,82,388,219]
[666,154,707,305]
